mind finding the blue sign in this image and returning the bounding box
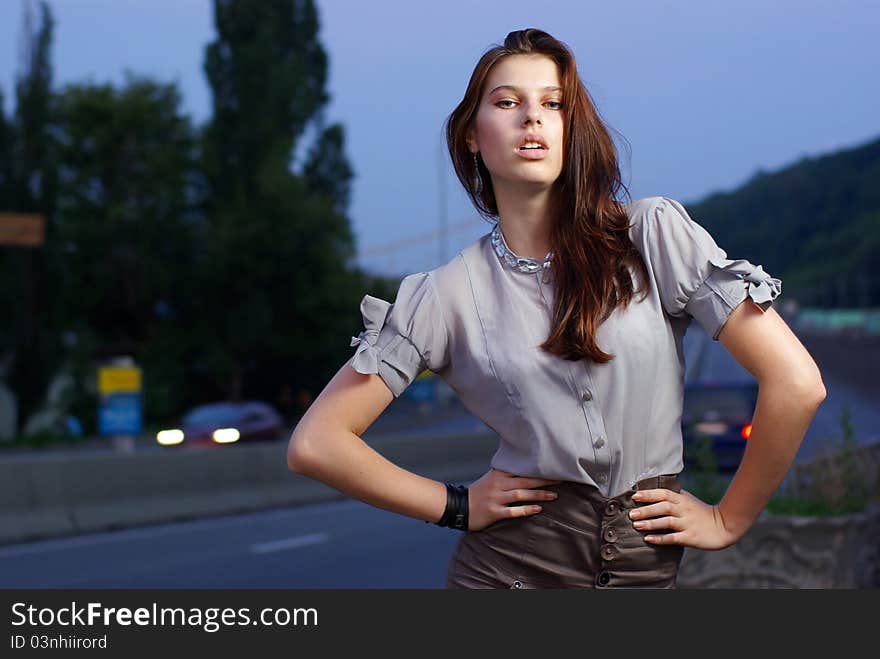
[98,393,142,436]
[405,377,436,402]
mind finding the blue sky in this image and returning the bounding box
[0,0,877,277]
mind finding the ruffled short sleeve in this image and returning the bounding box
[348,271,450,397]
[630,196,783,340]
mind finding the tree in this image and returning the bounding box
[51,75,202,425]
[0,0,61,433]
[302,121,354,215]
[197,0,362,408]
[202,0,330,203]
[0,88,13,209]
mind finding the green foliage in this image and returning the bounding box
[195,0,362,407]
[0,0,65,437]
[690,138,880,308]
[52,75,200,333]
[0,431,89,451]
[201,0,329,205]
[686,434,726,505]
[1,0,377,435]
[302,122,354,214]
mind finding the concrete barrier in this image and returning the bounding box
[0,431,500,546]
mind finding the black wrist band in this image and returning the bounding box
[434,482,469,531]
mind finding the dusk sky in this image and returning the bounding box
[1,1,877,276]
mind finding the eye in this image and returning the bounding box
[494,99,563,109]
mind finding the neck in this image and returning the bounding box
[492,179,553,260]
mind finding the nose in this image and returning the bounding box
[523,100,542,126]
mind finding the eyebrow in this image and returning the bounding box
[488,85,563,95]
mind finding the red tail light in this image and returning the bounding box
[741,423,752,440]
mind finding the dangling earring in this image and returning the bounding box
[472,151,483,195]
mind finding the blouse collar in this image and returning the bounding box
[490,221,555,276]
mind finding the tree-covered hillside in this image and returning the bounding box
[686,136,880,308]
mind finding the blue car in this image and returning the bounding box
[681,381,758,472]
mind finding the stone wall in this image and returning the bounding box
[677,503,880,588]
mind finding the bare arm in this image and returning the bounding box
[287,358,449,524]
[287,358,562,530]
[714,300,826,537]
[630,299,827,549]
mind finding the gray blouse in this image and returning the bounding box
[348,196,782,497]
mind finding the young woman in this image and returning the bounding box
[287,28,826,589]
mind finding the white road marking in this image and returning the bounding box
[249,532,329,554]
[0,499,362,559]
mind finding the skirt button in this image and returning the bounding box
[601,544,617,561]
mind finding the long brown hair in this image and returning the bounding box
[444,28,651,363]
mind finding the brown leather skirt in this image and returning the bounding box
[445,473,685,589]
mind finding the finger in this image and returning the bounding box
[504,504,543,518]
[513,476,564,489]
[629,501,675,520]
[503,488,558,505]
[632,515,680,532]
[644,531,684,545]
[632,488,679,504]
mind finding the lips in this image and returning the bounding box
[516,147,549,160]
[517,133,548,150]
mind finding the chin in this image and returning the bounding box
[517,175,558,187]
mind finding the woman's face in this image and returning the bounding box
[467,54,565,191]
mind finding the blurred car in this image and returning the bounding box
[156,401,284,447]
[681,381,758,472]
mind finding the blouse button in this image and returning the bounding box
[582,390,592,401]
[596,473,607,484]
[594,437,605,449]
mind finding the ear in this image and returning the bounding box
[465,127,478,154]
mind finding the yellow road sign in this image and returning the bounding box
[98,366,142,394]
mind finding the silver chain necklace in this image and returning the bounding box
[490,221,554,275]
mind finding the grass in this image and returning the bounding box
[767,405,876,517]
[0,430,92,451]
[0,427,159,451]
[684,434,727,505]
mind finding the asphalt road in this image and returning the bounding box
[0,495,464,588]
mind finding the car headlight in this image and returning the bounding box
[212,427,240,444]
[157,429,184,446]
